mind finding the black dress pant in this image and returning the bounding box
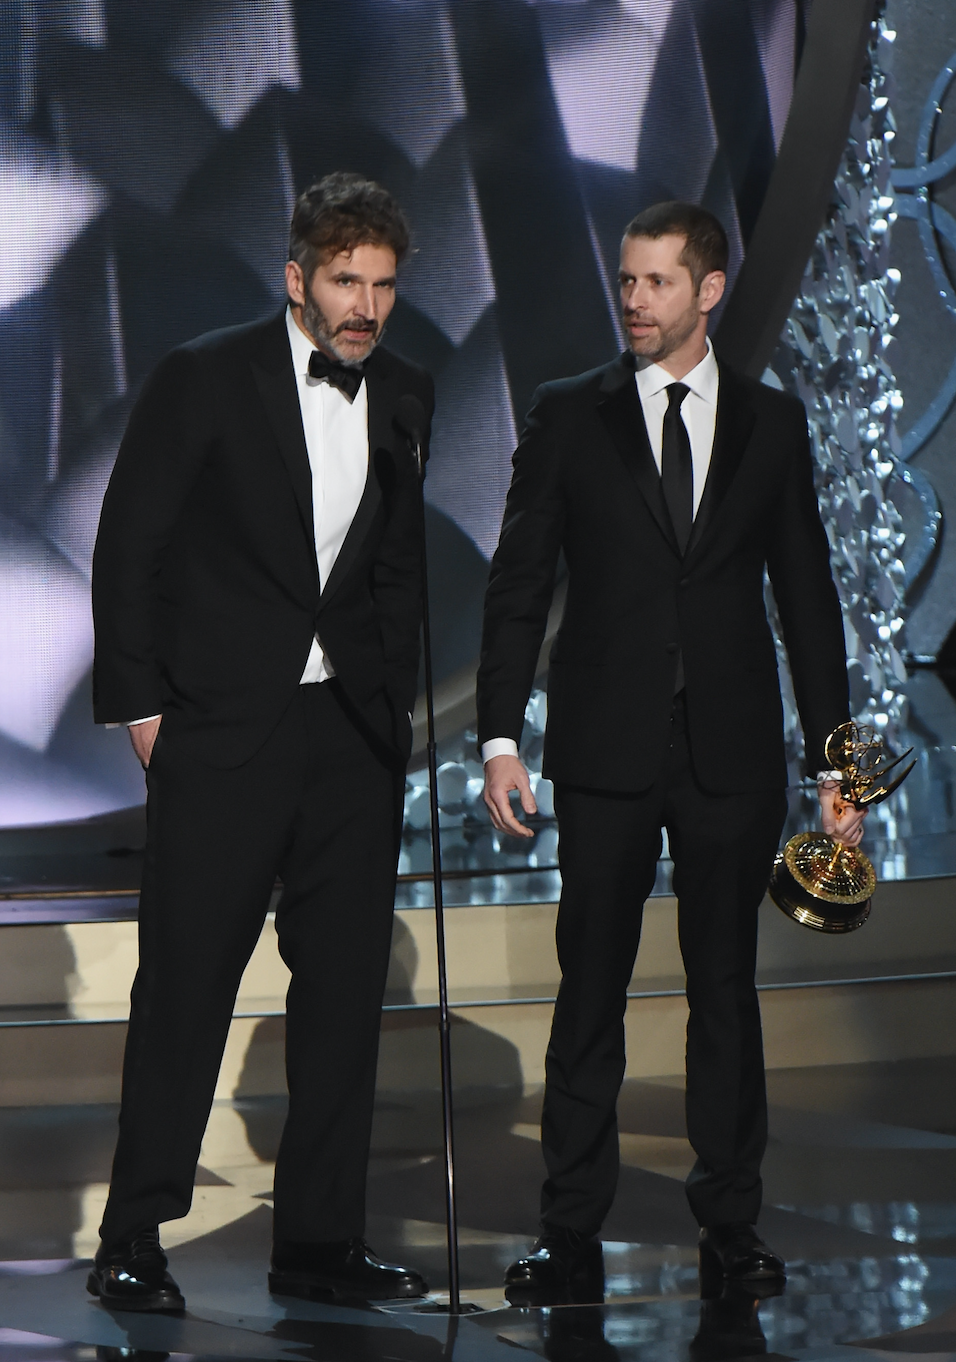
[99,681,403,1247]
[541,695,787,1234]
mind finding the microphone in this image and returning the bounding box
[394,394,427,478]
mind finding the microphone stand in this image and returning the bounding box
[410,431,464,1316]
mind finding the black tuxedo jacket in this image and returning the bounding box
[477,352,849,794]
[92,310,434,768]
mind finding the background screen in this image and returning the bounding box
[0,0,801,827]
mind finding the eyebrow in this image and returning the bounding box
[331,271,396,286]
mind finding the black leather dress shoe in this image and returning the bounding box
[698,1224,785,1296]
[86,1227,185,1313]
[269,1238,428,1302]
[504,1226,604,1307]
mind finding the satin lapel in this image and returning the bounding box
[319,366,386,606]
[685,361,756,559]
[597,359,679,557]
[249,326,314,546]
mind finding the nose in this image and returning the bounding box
[622,281,647,313]
[356,284,376,318]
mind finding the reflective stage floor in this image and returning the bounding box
[5,1056,956,1360]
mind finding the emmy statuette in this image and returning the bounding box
[768,722,915,933]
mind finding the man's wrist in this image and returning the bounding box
[481,738,519,764]
[104,714,161,731]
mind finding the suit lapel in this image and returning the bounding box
[597,355,680,556]
[249,313,315,548]
[684,359,756,559]
[318,355,388,605]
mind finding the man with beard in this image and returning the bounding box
[90,173,433,1311]
[479,202,864,1304]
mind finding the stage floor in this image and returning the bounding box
[3,1055,956,1359]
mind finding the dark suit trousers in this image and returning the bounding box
[99,680,402,1247]
[541,695,787,1233]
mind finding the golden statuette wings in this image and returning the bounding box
[768,722,915,933]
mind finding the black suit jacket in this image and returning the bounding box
[92,310,434,768]
[477,352,849,794]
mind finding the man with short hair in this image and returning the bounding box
[479,201,864,1304]
[90,173,433,1311]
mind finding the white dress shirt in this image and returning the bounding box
[286,307,369,683]
[114,309,369,726]
[480,342,720,765]
[634,337,718,518]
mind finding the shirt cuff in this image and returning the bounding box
[104,714,162,730]
[482,738,519,763]
[816,770,844,784]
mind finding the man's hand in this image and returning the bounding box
[129,716,162,769]
[483,755,537,838]
[818,780,867,847]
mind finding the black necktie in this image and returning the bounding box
[308,349,365,402]
[661,382,693,554]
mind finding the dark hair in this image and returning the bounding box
[623,201,728,291]
[289,172,410,280]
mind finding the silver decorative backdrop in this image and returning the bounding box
[767,9,934,764]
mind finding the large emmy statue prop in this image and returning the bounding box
[768,723,915,933]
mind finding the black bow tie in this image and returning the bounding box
[307,349,365,401]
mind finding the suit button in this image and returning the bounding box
[665,643,678,654]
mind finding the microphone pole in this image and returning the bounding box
[397,396,463,1315]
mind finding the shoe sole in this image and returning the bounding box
[268,1271,426,1303]
[505,1284,565,1308]
[748,1275,787,1301]
[698,1244,786,1296]
[504,1284,606,1308]
[505,1265,604,1308]
[87,1271,185,1313]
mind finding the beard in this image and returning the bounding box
[301,290,381,367]
[625,296,700,363]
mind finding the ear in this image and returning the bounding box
[699,270,726,316]
[285,259,306,308]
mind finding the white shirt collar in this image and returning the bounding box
[285,304,317,377]
[634,336,718,405]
